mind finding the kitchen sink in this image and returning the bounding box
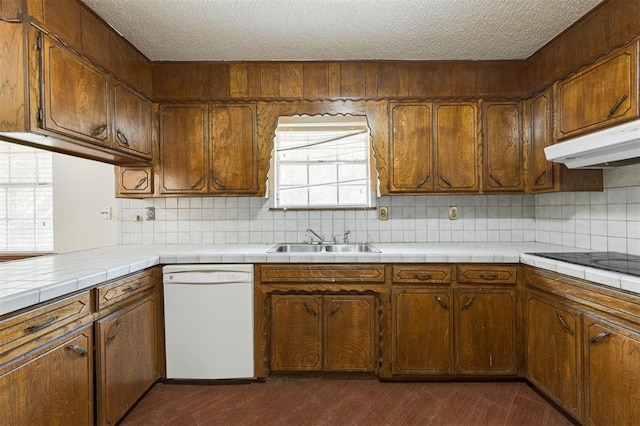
[268,243,380,253]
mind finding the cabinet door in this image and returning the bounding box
[434,102,479,192]
[270,295,322,372]
[113,82,152,158]
[115,166,153,196]
[159,104,208,194]
[41,34,110,146]
[483,101,523,192]
[388,102,433,192]
[455,290,517,375]
[584,316,640,426]
[527,89,555,192]
[555,42,638,140]
[324,295,376,372]
[391,289,453,375]
[0,326,93,425]
[96,294,160,426]
[209,104,259,194]
[526,294,582,419]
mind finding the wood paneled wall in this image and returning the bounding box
[526,0,640,93]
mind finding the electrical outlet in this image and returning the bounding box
[145,207,156,221]
[100,207,111,220]
[379,206,389,221]
[448,206,458,220]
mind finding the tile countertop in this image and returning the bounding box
[1,242,638,317]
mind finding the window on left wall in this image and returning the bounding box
[0,142,53,252]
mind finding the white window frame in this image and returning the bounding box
[270,115,377,210]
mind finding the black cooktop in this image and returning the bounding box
[528,252,640,277]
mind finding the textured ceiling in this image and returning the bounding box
[80,0,603,62]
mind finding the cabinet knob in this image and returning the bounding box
[66,344,89,356]
[589,330,611,344]
[434,295,449,311]
[116,129,130,147]
[556,311,574,335]
[25,316,58,333]
[607,94,628,118]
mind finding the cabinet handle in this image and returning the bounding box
[66,344,89,356]
[589,330,611,344]
[303,302,318,317]
[123,283,142,292]
[25,316,59,333]
[479,273,498,281]
[461,296,476,311]
[134,177,148,189]
[413,274,433,280]
[556,311,574,335]
[534,170,547,186]
[116,129,130,147]
[607,94,628,118]
[190,177,204,189]
[434,296,449,311]
[106,318,122,345]
[417,175,430,187]
[439,176,452,187]
[91,123,107,137]
[211,175,227,189]
[490,174,503,187]
[329,302,343,316]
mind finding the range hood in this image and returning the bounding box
[544,119,640,168]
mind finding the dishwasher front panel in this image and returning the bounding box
[163,265,254,380]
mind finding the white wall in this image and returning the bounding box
[53,153,118,253]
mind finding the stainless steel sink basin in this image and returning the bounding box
[268,243,380,253]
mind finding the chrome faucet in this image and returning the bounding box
[306,228,325,244]
[343,230,350,244]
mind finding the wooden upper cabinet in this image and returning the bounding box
[388,102,433,193]
[209,104,259,194]
[584,315,640,426]
[555,42,639,140]
[41,34,111,147]
[482,101,523,192]
[80,6,111,68]
[526,294,582,420]
[526,88,555,192]
[434,102,480,192]
[113,82,152,159]
[159,104,208,194]
[31,0,82,48]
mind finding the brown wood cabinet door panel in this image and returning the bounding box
[261,264,385,283]
[528,89,555,192]
[324,296,376,372]
[113,83,152,158]
[0,21,25,132]
[116,166,153,196]
[526,295,582,419]
[270,295,322,371]
[483,101,523,192]
[434,102,479,192]
[210,104,258,193]
[0,326,93,425]
[42,36,111,146]
[96,295,159,426]
[80,6,111,67]
[41,0,81,48]
[584,316,640,426]
[457,265,517,285]
[455,290,517,375]
[555,42,638,140]
[159,104,208,194]
[392,289,453,375]
[96,270,157,311]
[389,102,433,193]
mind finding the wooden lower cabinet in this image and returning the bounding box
[455,289,516,375]
[270,294,376,373]
[391,289,453,375]
[526,293,582,419]
[584,315,640,426]
[96,290,160,425]
[0,325,94,425]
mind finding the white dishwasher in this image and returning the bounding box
[162,264,254,380]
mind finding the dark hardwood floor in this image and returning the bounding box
[120,378,574,425]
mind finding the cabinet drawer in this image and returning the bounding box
[457,265,517,285]
[260,264,385,283]
[0,292,91,357]
[96,269,157,311]
[392,265,452,285]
